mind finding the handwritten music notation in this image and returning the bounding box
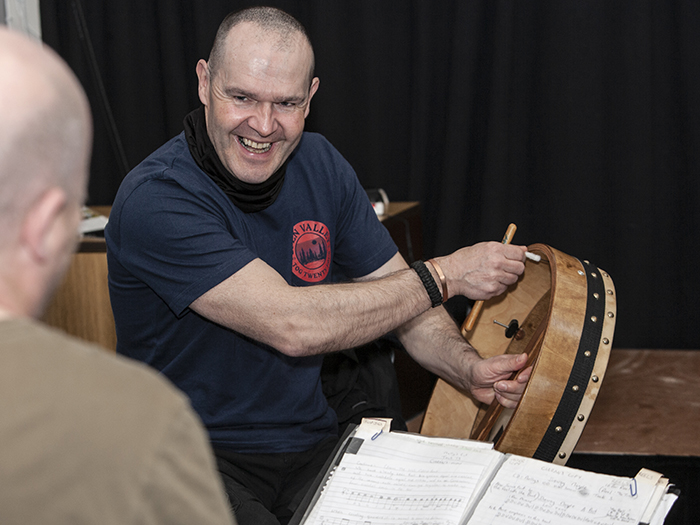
[467,455,655,525]
[304,453,481,525]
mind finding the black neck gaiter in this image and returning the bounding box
[183,106,287,213]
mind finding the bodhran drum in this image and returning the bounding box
[420,244,616,465]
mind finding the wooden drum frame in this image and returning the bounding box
[420,244,617,464]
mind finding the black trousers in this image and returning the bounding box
[214,436,338,525]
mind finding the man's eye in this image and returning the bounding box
[234,96,248,102]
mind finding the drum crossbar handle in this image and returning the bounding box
[461,223,517,335]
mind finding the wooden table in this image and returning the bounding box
[576,348,700,457]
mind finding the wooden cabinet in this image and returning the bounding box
[43,236,116,352]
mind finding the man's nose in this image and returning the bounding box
[249,102,276,137]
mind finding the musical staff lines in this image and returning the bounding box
[304,453,479,525]
[318,519,453,525]
[343,489,464,511]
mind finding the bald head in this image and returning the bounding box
[0,28,93,317]
[208,7,315,85]
[0,28,92,241]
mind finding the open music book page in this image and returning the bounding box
[466,455,663,525]
[301,420,505,525]
[294,419,677,525]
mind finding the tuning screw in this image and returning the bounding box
[493,319,520,339]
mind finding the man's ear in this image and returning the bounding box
[304,77,320,119]
[20,187,68,263]
[196,59,210,107]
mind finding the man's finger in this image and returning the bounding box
[494,352,528,374]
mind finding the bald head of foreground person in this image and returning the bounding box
[0,27,235,525]
[0,28,92,320]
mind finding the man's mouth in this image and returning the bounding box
[239,136,272,154]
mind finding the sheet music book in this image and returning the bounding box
[292,418,678,525]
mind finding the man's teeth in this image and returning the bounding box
[239,137,272,153]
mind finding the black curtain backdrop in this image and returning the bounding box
[40,0,700,350]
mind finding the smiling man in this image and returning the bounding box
[195,19,319,184]
[106,7,530,525]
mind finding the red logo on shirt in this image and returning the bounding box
[292,220,331,283]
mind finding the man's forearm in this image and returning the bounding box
[191,255,437,357]
[394,303,481,393]
[273,266,437,355]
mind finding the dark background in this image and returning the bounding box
[40,0,700,351]
[39,2,699,522]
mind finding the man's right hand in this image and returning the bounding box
[435,242,527,301]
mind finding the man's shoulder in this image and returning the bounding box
[297,131,336,154]
[117,133,195,194]
[106,132,222,240]
[0,318,191,417]
[0,318,201,467]
[291,131,352,176]
[0,318,232,525]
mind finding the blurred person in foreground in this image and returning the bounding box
[0,27,235,525]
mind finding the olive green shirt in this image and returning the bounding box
[0,318,235,525]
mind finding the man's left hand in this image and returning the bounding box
[468,352,532,408]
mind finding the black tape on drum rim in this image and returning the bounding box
[533,259,606,462]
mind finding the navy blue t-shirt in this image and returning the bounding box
[105,131,397,453]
